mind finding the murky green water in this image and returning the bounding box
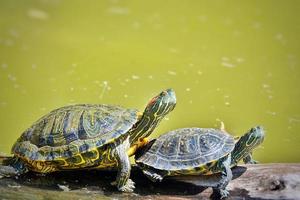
[0,0,299,163]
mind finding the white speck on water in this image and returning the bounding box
[27,8,49,20]
[57,184,70,192]
[107,7,130,15]
[8,74,17,81]
[124,94,128,98]
[48,77,56,82]
[233,30,241,37]
[236,57,245,63]
[222,57,230,62]
[94,80,101,85]
[266,111,276,116]
[148,75,153,79]
[169,48,179,53]
[221,62,235,68]
[164,117,169,121]
[267,72,273,77]
[132,21,141,29]
[1,63,8,69]
[262,84,270,89]
[216,88,221,92]
[225,102,230,106]
[125,78,130,82]
[223,18,233,26]
[99,81,109,99]
[198,15,208,22]
[9,29,19,38]
[13,84,20,89]
[131,75,140,80]
[252,22,262,29]
[0,102,7,107]
[4,39,14,46]
[189,100,193,104]
[67,69,75,75]
[167,70,177,75]
[119,81,126,86]
[70,87,74,91]
[288,117,300,123]
[31,64,37,69]
[186,88,191,92]
[197,70,203,75]
[275,33,283,41]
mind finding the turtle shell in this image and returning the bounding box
[12,104,139,161]
[136,128,235,171]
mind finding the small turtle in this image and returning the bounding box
[135,125,264,198]
[0,89,176,192]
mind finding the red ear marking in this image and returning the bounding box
[148,97,157,105]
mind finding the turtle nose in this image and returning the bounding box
[252,126,265,139]
[165,88,176,102]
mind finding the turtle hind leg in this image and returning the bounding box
[0,157,28,178]
[142,168,164,182]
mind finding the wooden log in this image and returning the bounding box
[0,163,299,200]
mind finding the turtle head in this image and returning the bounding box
[145,88,176,115]
[231,126,265,165]
[130,89,176,144]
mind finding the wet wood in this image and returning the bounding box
[0,163,299,200]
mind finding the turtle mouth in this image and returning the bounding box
[250,126,265,140]
[159,88,176,105]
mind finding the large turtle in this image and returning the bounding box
[0,89,176,192]
[135,125,264,198]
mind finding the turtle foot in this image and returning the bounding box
[0,165,18,178]
[118,179,135,193]
[143,170,163,182]
[219,189,230,199]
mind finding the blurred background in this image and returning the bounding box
[0,0,299,163]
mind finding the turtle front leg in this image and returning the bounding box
[0,156,28,178]
[213,155,232,199]
[243,153,258,164]
[113,138,135,192]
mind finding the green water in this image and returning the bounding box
[0,0,299,163]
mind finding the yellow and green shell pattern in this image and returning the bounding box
[12,104,139,172]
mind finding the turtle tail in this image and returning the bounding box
[0,155,27,178]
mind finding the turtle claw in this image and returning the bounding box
[118,179,135,193]
[219,189,230,199]
[143,170,163,182]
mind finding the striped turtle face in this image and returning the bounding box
[130,89,176,144]
[145,88,176,116]
[231,126,264,164]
